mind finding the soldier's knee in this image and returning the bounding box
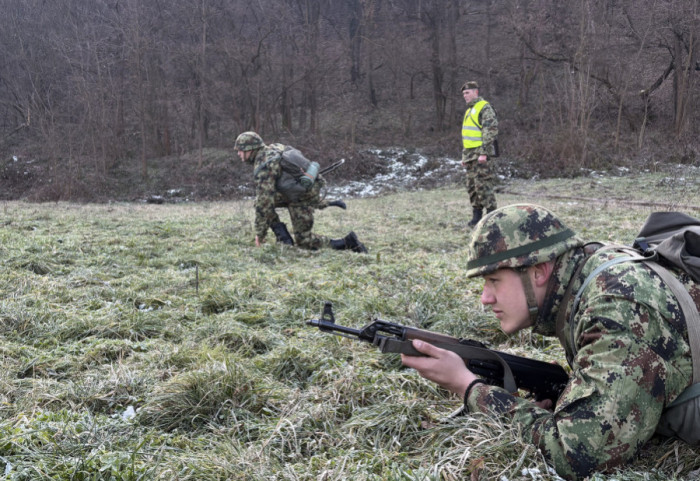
[294,232,315,250]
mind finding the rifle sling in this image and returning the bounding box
[377,338,518,394]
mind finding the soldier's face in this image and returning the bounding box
[462,88,478,103]
[238,150,251,162]
[480,268,534,334]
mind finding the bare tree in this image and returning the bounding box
[668,1,699,139]
[0,0,697,200]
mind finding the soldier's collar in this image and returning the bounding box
[532,247,585,336]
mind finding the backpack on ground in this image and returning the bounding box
[561,212,700,444]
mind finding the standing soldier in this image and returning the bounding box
[460,81,499,227]
[234,131,367,253]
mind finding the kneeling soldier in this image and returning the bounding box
[234,131,367,253]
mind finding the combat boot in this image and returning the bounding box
[328,199,347,209]
[330,231,368,253]
[467,208,483,227]
[271,222,294,245]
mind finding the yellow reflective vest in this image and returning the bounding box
[462,100,488,149]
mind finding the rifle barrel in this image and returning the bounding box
[307,318,364,338]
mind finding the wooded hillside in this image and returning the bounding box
[0,0,698,201]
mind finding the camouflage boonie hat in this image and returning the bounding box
[234,131,264,151]
[466,204,583,278]
[462,81,479,91]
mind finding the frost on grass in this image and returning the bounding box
[0,180,697,479]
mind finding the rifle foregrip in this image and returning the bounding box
[377,338,422,355]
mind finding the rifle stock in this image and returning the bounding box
[307,301,568,402]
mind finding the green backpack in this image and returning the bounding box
[276,145,320,203]
[559,212,700,444]
[254,144,320,203]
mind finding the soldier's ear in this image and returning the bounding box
[531,261,554,287]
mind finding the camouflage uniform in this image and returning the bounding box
[252,143,330,250]
[462,96,498,213]
[464,204,697,480]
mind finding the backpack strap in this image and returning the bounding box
[556,244,635,359]
[643,259,700,384]
[566,251,644,359]
[565,251,700,385]
[556,244,602,359]
[253,145,284,177]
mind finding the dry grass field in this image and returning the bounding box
[0,172,698,480]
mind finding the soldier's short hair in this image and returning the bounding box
[462,81,479,91]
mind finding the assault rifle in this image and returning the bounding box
[307,302,569,402]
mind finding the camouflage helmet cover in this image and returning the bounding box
[234,131,264,151]
[466,204,583,278]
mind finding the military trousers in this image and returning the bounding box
[274,194,329,250]
[462,154,497,212]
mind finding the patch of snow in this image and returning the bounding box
[112,405,136,421]
[122,405,136,420]
[327,147,462,198]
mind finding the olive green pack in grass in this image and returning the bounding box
[466,204,700,445]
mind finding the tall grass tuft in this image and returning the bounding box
[138,357,276,432]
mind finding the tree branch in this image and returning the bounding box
[639,60,674,98]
